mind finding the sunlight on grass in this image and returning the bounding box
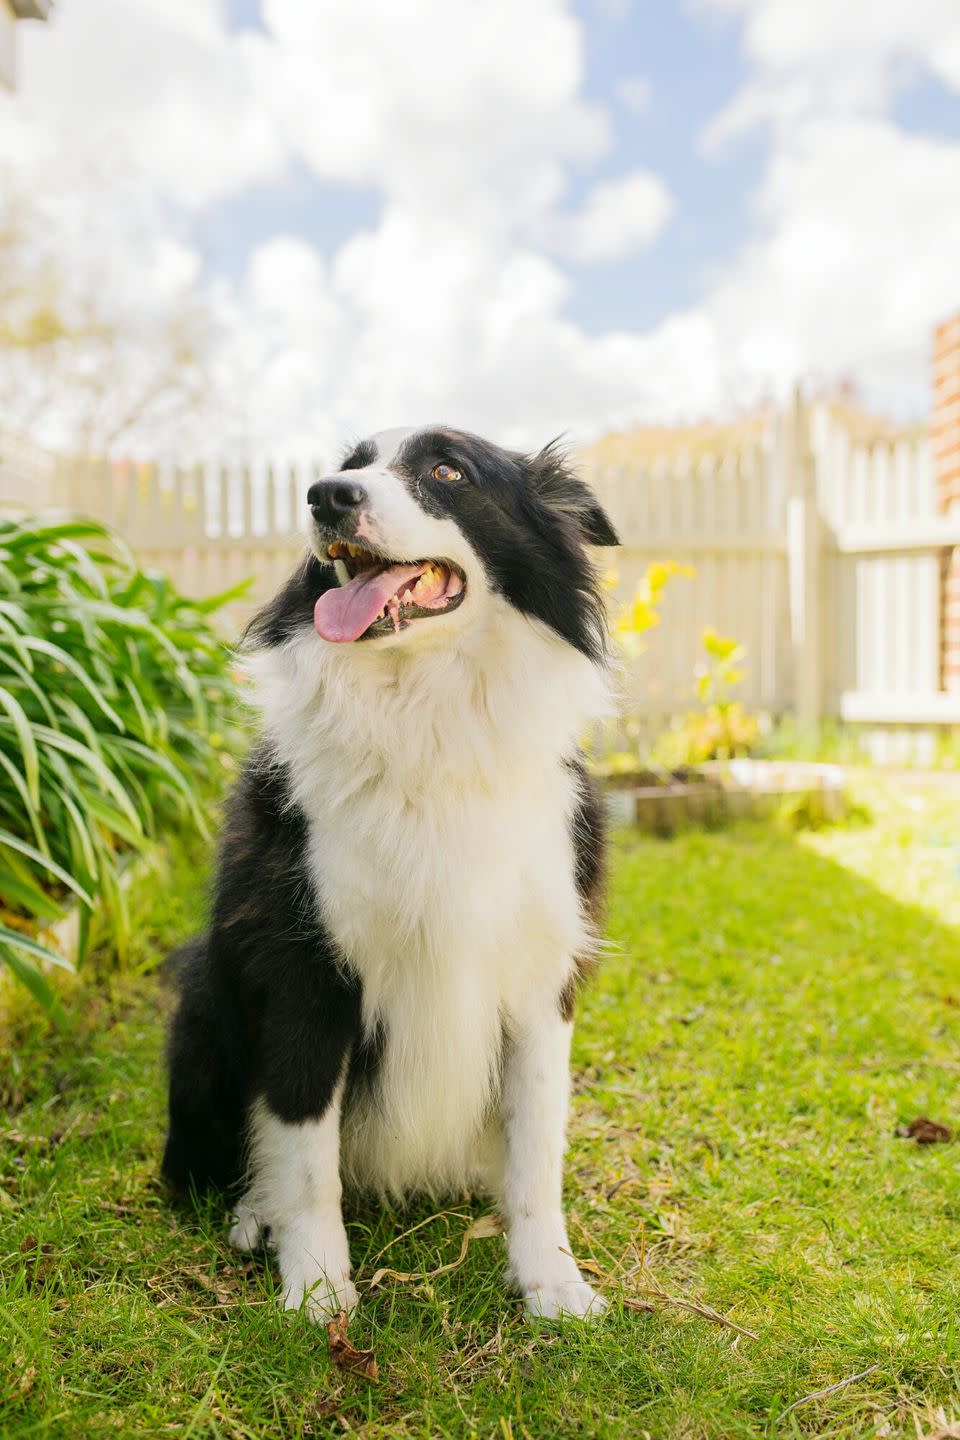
[1,777,959,1438]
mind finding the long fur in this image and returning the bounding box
[163,426,619,1319]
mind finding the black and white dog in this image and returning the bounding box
[163,426,619,1320]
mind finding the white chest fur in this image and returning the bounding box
[247,604,611,1195]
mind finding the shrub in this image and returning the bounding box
[0,515,242,1016]
[653,629,759,768]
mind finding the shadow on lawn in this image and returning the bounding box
[2,815,960,1437]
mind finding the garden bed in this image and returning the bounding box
[602,758,848,833]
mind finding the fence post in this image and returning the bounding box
[785,389,823,733]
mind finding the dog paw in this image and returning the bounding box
[523,1279,607,1320]
[283,1274,359,1322]
[228,1201,264,1252]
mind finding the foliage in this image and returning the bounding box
[605,567,760,774]
[594,561,694,778]
[0,515,241,1015]
[761,715,873,767]
[609,559,693,657]
[1,778,959,1436]
[0,179,215,453]
[653,628,760,768]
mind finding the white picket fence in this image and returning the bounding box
[4,399,959,752]
[45,456,318,634]
[581,399,960,755]
[580,414,788,731]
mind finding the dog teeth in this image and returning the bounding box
[333,559,351,587]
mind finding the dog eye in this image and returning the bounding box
[431,464,461,482]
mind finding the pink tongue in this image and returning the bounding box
[314,563,425,643]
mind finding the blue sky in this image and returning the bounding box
[568,0,766,333]
[7,0,960,455]
[205,0,960,384]
[212,0,768,335]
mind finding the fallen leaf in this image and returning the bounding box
[895,1116,952,1145]
[326,1311,378,1382]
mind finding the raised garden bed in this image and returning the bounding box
[602,759,848,834]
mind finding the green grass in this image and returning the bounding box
[2,775,960,1438]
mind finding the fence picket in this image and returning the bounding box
[23,398,957,740]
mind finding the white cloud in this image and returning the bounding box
[210,217,711,460]
[4,0,692,458]
[700,0,960,144]
[251,0,611,218]
[13,0,284,209]
[691,0,960,416]
[702,118,960,413]
[546,169,674,262]
[3,0,960,459]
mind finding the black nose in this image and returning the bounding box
[307,478,367,526]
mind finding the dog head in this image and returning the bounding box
[248,426,619,662]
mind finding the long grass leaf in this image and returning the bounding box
[0,942,66,1021]
[20,637,125,730]
[0,828,94,906]
[0,688,40,808]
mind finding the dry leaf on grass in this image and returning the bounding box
[896,1116,952,1145]
[366,1212,502,1290]
[15,1364,37,1400]
[915,1406,960,1440]
[326,1310,379,1382]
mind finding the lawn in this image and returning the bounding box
[1,775,959,1439]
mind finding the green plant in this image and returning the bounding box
[0,514,242,1015]
[761,715,872,766]
[609,559,693,656]
[654,628,760,767]
[591,561,694,773]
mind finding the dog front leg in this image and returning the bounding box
[500,1013,606,1319]
[246,1085,357,1321]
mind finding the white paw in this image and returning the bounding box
[228,1201,265,1252]
[283,1273,359,1323]
[524,1278,607,1320]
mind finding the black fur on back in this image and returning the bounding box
[559,754,608,1022]
[163,745,608,1194]
[162,746,366,1196]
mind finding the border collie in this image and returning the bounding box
[163,426,619,1321]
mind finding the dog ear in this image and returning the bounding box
[531,441,621,548]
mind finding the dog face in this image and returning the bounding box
[301,426,619,660]
[248,426,619,661]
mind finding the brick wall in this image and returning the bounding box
[934,312,960,692]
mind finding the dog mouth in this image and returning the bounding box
[314,541,467,643]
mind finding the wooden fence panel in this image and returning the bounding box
[813,410,944,721]
[587,428,790,728]
[21,398,959,743]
